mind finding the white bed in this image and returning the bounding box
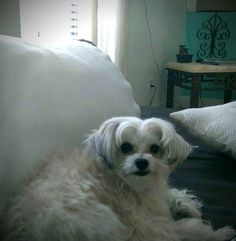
[0,35,140,212]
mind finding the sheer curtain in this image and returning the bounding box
[96,0,125,67]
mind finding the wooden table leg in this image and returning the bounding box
[224,89,232,103]
[190,75,201,108]
[166,70,175,108]
[224,77,232,103]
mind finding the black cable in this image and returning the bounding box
[149,84,157,106]
[144,0,164,106]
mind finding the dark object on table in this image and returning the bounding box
[176,54,193,63]
[177,44,193,63]
[196,58,203,63]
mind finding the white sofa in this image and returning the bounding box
[0,35,140,213]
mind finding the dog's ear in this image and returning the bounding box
[163,131,192,167]
[83,117,127,168]
[150,118,192,169]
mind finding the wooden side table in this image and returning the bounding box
[166,61,236,108]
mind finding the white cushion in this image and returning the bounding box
[170,102,236,159]
[0,35,140,212]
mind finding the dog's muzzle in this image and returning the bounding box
[134,158,149,176]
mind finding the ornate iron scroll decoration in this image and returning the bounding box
[197,13,230,59]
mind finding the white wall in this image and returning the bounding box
[20,0,72,45]
[122,0,187,106]
[19,0,97,46]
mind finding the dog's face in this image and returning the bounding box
[84,117,191,192]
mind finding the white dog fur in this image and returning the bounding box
[1,117,235,241]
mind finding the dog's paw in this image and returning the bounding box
[214,226,236,241]
[168,188,202,220]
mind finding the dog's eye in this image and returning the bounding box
[150,144,159,154]
[120,143,133,154]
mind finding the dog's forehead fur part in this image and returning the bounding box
[142,118,176,146]
[115,118,142,144]
[115,117,167,147]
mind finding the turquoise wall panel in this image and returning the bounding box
[186,12,236,61]
[182,12,236,100]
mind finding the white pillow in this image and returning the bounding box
[170,102,236,159]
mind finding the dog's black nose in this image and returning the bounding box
[135,158,149,170]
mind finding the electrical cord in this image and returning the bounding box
[149,84,157,106]
[143,0,164,106]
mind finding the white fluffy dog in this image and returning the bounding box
[2,117,235,241]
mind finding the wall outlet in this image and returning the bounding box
[149,79,155,88]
